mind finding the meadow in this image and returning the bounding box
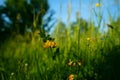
[0,0,120,80]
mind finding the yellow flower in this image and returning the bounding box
[47,41,51,47]
[86,38,90,41]
[68,61,73,66]
[43,40,57,48]
[68,74,74,80]
[96,3,100,7]
[50,42,56,48]
[78,61,82,66]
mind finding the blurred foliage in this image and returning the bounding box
[0,0,55,44]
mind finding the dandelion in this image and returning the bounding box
[68,74,74,80]
[96,3,100,7]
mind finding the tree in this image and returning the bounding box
[0,0,54,43]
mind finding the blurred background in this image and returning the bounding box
[0,0,119,41]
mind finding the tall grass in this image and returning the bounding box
[0,0,120,80]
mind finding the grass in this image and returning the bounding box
[0,0,120,80]
[0,23,120,80]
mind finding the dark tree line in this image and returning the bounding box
[0,0,55,44]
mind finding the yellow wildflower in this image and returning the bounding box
[78,61,82,66]
[43,40,57,48]
[51,41,57,48]
[68,74,74,80]
[47,41,51,47]
[96,3,100,7]
[68,61,73,66]
[86,38,90,41]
